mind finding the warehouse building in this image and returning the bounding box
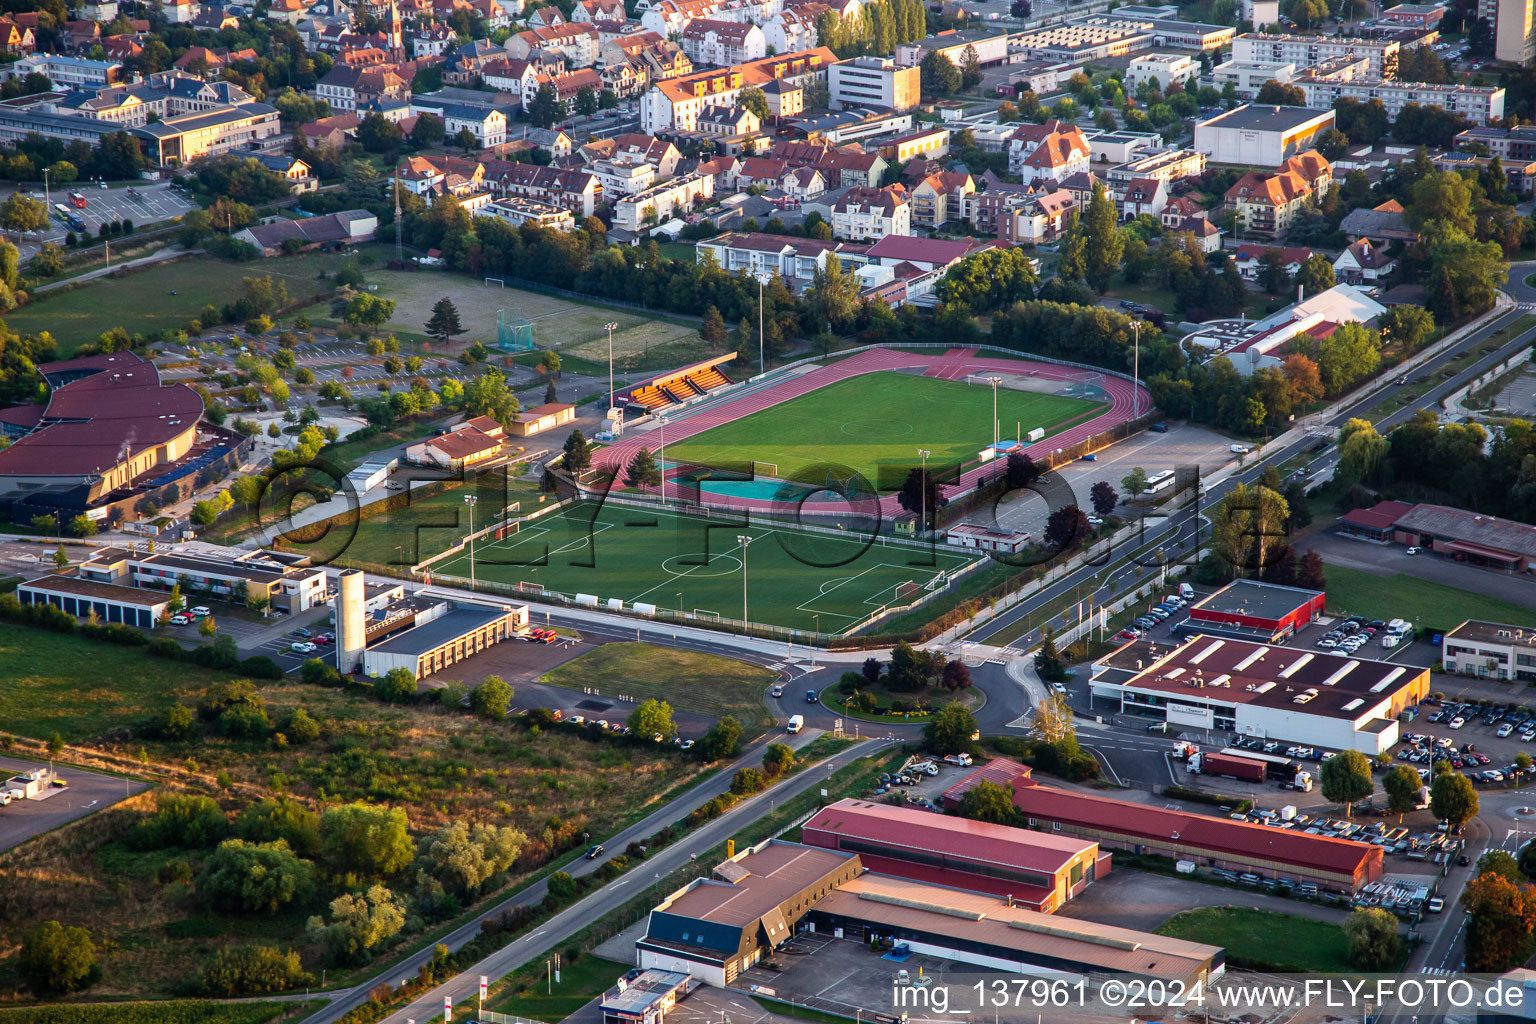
[1090,634,1430,754]
[1174,579,1325,643]
[638,841,863,985]
[1340,500,1536,572]
[1011,783,1384,891]
[358,591,528,680]
[16,573,173,627]
[806,873,1223,985]
[939,756,1033,810]
[1194,104,1336,167]
[802,798,1104,911]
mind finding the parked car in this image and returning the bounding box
[771,684,784,697]
[586,844,605,859]
[1407,546,1423,555]
[169,613,193,626]
[943,753,973,766]
[290,641,317,654]
[1149,423,1168,433]
[1230,444,1250,454]
[190,606,211,617]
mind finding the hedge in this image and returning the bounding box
[0,1001,295,1024]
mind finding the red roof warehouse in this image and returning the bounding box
[1011,783,1384,891]
[802,798,1104,911]
[1174,579,1325,643]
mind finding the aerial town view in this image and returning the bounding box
[11,0,1536,1018]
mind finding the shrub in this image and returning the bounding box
[18,921,97,996]
[731,768,765,796]
[131,794,227,850]
[196,839,313,914]
[199,946,312,997]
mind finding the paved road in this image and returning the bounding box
[300,734,892,1024]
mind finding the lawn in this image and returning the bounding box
[494,953,630,1022]
[1155,907,1353,973]
[1322,564,1536,628]
[540,642,775,737]
[0,628,708,1000]
[665,371,1106,488]
[429,500,979,634]
[8,250,361,354]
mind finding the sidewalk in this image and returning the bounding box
[34,245,192,293]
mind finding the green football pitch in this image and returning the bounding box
[428,500,980,634]
[665,371,1107,486]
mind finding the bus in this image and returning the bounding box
[1145,469,1175,494]
[66,214,85,232]
[69,191,86,208]
[52,202,70,220]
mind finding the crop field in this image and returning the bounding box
[429,499,979,634]
[665,371,1106,487]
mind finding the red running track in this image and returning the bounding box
[592,347,1148,517]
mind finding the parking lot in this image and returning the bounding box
[0,756,149,855]
[19,182,198,244]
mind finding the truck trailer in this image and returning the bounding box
[1188,751,1266,782]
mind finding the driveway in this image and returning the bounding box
[0,755,150,855]
[1053,865,1350,933]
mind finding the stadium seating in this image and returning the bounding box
[628,386,670,411]
[690,367,731,391]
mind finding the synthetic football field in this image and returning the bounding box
[428,500,980,634]
[664,371,1108,486]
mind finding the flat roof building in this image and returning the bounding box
[16,573,172,628]
[1339,500,1536,571]
[803,798,1102,912]
[1090,633,1430,754]
[1012,783,1384,891]
[600,969,693,1024]
[361,593,528,680]
[1176,579,1325,642]
[1194,104,1336,166]
[1442,621,1536,681]
[77,547,329,614]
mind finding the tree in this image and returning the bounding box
[738,86,769,120]
[1082,184,1125,292]
[941,659,971,691]
[424,297,463,345]
[318,803,413,880]
[1281,353,1325,405]
[956,779,1020,825]
[1005,450,1040,489]
[1044,504,1090,550]
[924,702,977,755]
[470,675,513,719]
[0,192,48,235]
[628,698,675,739]
[1315,127,1352,162]
[699,715,743,760]
[199,616,218,639]
[345,293,396,334]
[1316,321,1380,394]
[1257,247,1291,294]
[416,821,526,897]
[1034,626,1065,682]
[1378,303,1435,352]
[1293,253,1335,295]
[236,797,320,858]
[1430,769,1479,827]
[1479,850,1524,883]
[1089,480,1118,517]
[1382,764,1423,822]
[563,429,593,474]
[1343,908,1401,970]
[376,667,418,702]
[1336,417,1387,485]
[1210,482,1289,577]
[1520,840,1536,881]
[307,884,407,962]
[920,50,960,95]
[1029,692,1076,746]
[575,85,598,117]
[1319,749,1373,818]
[806,254,860,333]
[410,112,445,148]
[625,447,662,490]
[1462,872,1536,972]
[69,513,97,537]
[462,368,520,426]
[896,466,945,529]
[199,946,312,998]
[527,83,561,128]
[197,839,314,914]
[1255,79,1305,105]
[357,112,404,152]
[1121,467,1149,499]
[18,921,96,996]
[699,305,728,350]
[958,44,982,90]
[762,742,795,777]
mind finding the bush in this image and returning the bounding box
[197,839,313,914]
[18,921,97,996]
[156,702,196,740]
[283,707,321,744]
[132,793,227,850]
[199,946,312,997]
[731,768,765,795]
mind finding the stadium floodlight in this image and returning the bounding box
[1131,320,1143,417]
[753,271,772,379]
[464,494,479,588]
[737,534,753,628]
[917,449,931,534]
[657,413,668,505]
[604,322,619,411]
[984,375,1003,450]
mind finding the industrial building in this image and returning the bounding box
[636,839,1224,988]
[939,756,1033,810]
[1090,634,1430,754]
[802,799,1104,911]
[331,569,530,680]
[1442,621,1536,681]
[1339,500,1536,572]
[1010,783,1384,892]
[1194,104,1337,166]
[15,574,173,627]
[1174,579,1325,642]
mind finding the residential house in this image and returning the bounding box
[480,56,541,99]
[1007,119,1091,185]
[640,48,834,133]
[508,23,601,66]
[612,168,714,231]
[481,160,601,217]
[574,0,626,19]
[763,7,818,52]
[830,183,910,240]
[1223,150,1330,239]
[526,5,566,27]
[781,164,825,198]
[316,64,410,110]
[694,231,841,292]
[681,19,766,66]
[1333,237,1395,286]
[910,170,974,228]
[1231,243,1313,283]
[301,112,360,148]
[1160,193,1204,230]
[1119,176,1167,220]
[254,152,317,193]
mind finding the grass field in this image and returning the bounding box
[495,954,630,1022]
[665,372,1106,487]
[430,500,978,634]
[1155,907,1353,972]
[541,642,775,737]
[8,250,363,354]
[1322,564,1536,627]
[369,267,698,355]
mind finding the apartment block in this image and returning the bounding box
[828,56,920,112]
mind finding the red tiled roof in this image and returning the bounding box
[940,756,1033,807]
[1012,784,1382,877]
[1339,499,1416,532]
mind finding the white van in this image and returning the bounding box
[787,715,804,734]
[1179,583,1195,600]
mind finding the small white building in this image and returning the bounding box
[1126,52,1198,91]
[947,523,1029,554]
[1193,103,1336,167]
[1212,60,1297,100]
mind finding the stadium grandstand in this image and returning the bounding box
[618,355,736,417]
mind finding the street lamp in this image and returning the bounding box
[657,412,668,505]
[754,271,770,378]
[917,449,930,533]
[984,376,1002,451]
[464,494,478,587]
[604,321,618,413]
[1130,320,1143,417]
[736,534,753,628]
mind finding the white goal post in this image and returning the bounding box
[484,277,505,287]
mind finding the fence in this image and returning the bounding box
[413,496,573,575]
[1445,346,1535,418]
